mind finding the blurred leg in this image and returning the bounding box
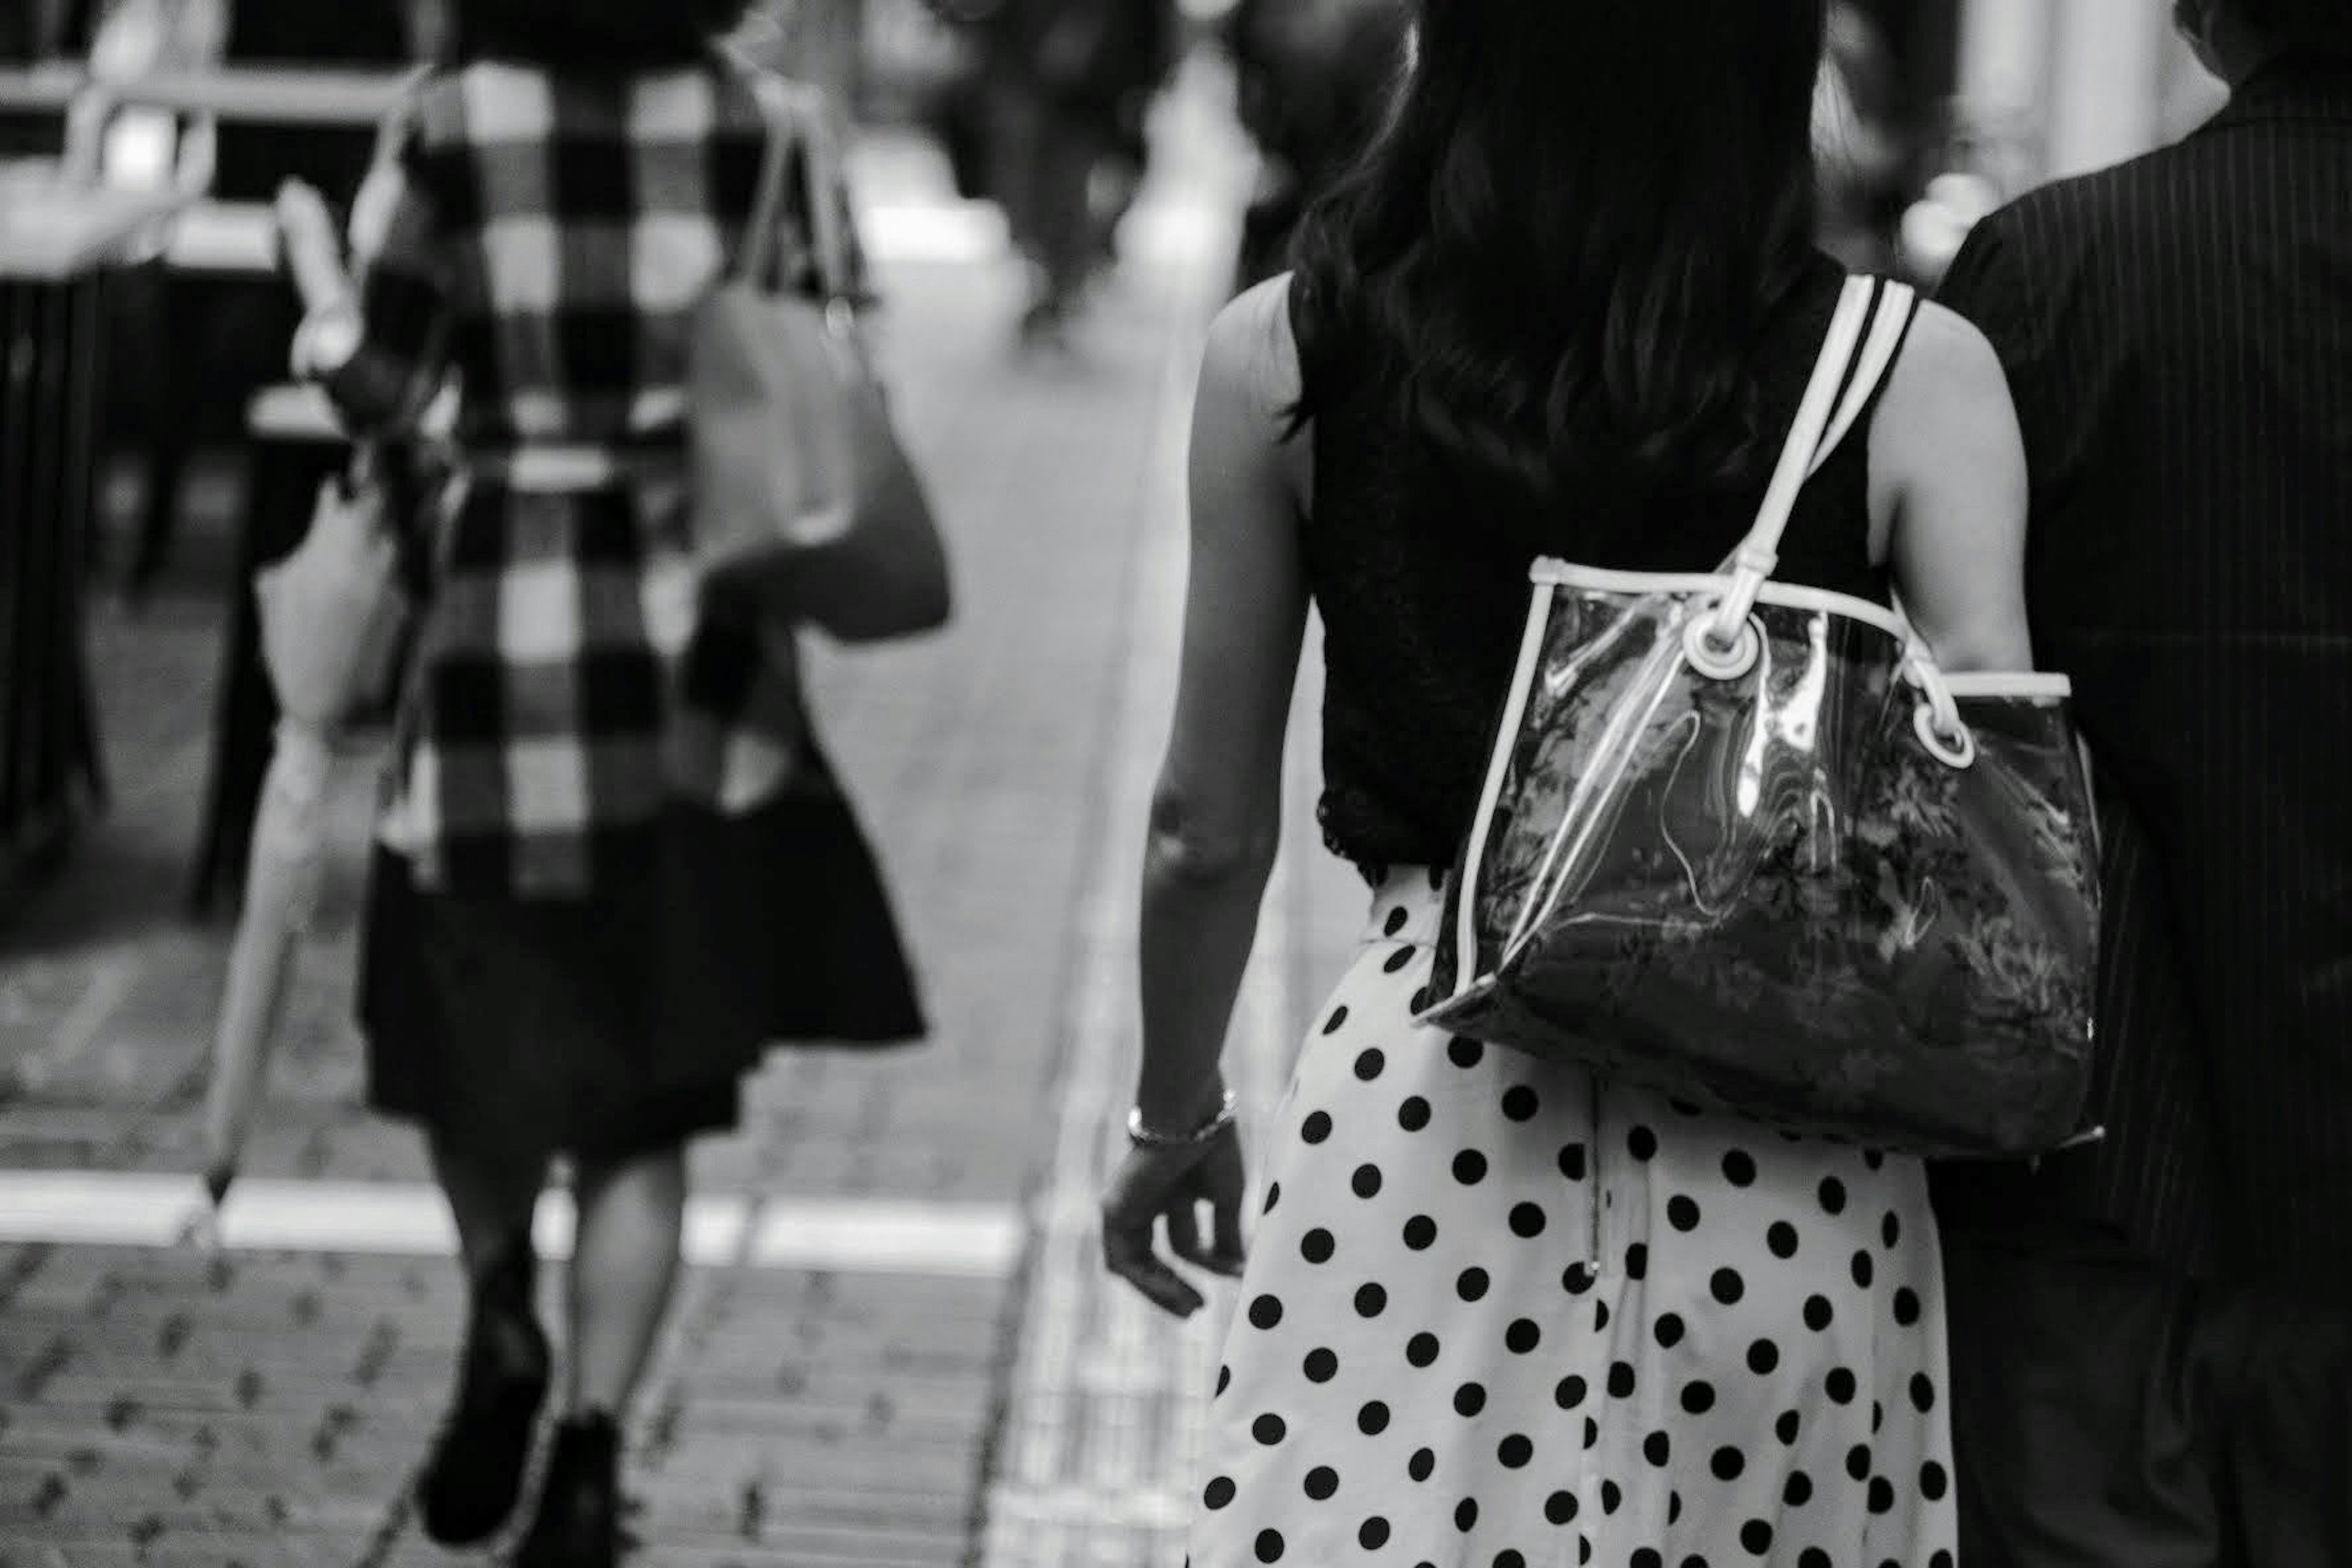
[564,1143,688,1417]
[2211,1284,2352,1566]
[412,1124,556,1545]
[516,1143,687,1568]
[1036,110,1101,301]
[409,899,560,1548]
[431,1123,549,1284]
[101,263,179,600]
[1941,1224,2226,1568]
[414,893,564,1278]
[986,80,1047,266]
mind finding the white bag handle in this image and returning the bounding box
[1700,276,1917,649]
[1691,276,1978,767]
[737,74,854,305]
[1810,282,1918,479]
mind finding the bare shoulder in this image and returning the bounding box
[1864,298,2025,564]
[1201,272,1304,429]
[1198,271,1312,508]
[1880,298,2013,425]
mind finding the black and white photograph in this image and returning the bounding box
[0,0,2344,1563]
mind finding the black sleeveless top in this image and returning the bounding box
[1302,253,1898,874]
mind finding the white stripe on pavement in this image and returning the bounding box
[0,1170,1023,1276]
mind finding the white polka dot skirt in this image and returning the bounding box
[1186,869,1958,1568]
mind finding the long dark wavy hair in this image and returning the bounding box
[448,0,756,68]
[1290,0,1831,524]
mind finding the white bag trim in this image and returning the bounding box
[1452,579,1562,986]
[1526,569,2071,703]
[1536,561,1907,638]
[739,71,854,304]
[1943,672,2071,699]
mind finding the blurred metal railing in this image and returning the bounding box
[56,64,414,206]
[64,66,409,141]
[0,64,89,162]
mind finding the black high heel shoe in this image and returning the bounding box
[515,1412,623,1568]
[416,1243,551,1546]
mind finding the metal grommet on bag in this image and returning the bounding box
[1683,611,1763,680]
[1913,701,1978,769]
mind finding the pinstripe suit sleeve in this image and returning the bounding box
[1928,188,2228,1274]
[1934,217,2019,316]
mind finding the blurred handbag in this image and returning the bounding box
[252,446,412,730]
[1419,276,2102,1159]
[688,75,952,644]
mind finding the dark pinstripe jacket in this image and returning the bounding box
[1927,59,2352,1300]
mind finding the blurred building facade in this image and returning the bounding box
[1950,0,2226,189]
[1832,0,2225,279]
[1844,0,2220,194]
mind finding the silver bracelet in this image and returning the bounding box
[1127,1091,1238,1150]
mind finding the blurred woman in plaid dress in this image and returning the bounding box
[277,2,927,1562]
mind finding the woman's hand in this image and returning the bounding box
[274,178,352,314]
[1099,1126,1248,1318]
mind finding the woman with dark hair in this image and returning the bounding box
[275,2,924,1564]
[1814,0,1910,272]
[1098,1,2033,1561]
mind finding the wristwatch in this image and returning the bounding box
[290,296,363,382]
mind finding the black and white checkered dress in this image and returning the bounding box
[328,55,867,897]
[330,58,925,1156]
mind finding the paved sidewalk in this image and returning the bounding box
[0,62,1370,1568]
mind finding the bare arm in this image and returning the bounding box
[1133,275,1313,1133]
[1867,299,2035,673]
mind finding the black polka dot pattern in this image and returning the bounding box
[1184,870,1955,1567]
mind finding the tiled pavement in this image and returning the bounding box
[0,66,1367,1568]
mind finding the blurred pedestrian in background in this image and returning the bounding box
[1814,0,1909,273]
[274,1,926,1562]
[1225,0,1408,293]
[969,0,1178,347]
[1102,0,2037,1560]
[405,0,453,59]
[1929,1,2352,1562]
